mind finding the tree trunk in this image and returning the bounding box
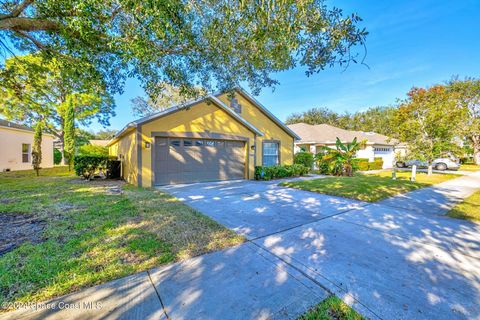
[472,136,480,165]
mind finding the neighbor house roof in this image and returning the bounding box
[287,123,398,146]
[89,139,110,147]
[108,87,298,146]
[0,119,34,132]
[0,119,54,136]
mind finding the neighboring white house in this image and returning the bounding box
[288,123,404,169]
[0,119,54,172]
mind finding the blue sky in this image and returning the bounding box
[70,1,480,131]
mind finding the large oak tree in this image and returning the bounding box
[0,0,367,97]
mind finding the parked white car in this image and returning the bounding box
[396,157,460,171]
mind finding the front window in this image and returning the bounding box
[22,143,30,163]
[262,142,279,166]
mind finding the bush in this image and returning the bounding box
[54,148,62,165]
[354,158,384,171]
[74,154,110,180]
[254,164,308,180]
[77,144,109,156]
[294,152,314,171]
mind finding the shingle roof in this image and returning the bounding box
[287,123,398,145]
[89,140,110,147]
[0,119,34,132]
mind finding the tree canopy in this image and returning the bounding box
[446,77,480,164]
[286,105,397,136]
[394,85,464,167]
[0,0,367,97]
[0,54,115,140]
[131,82,204,117]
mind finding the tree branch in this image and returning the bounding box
[0,17,59,31]
[13,30,48,50]
[0,0,34,20]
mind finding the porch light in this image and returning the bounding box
[145,141,151,149]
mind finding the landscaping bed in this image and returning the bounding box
[280,171,458,202]
[0,167,243,308]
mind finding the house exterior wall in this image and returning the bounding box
[138,101,256,187]
[109,130,138,185]
[217,93,295,167]
[109,93,296,187]
[293,142,395,169]
[0,127,54,171]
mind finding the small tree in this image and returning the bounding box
[446,78,480,164]
[64,99,75,170]
[317,138,365,176]
[31,121,43,176]
[394,86,464,175]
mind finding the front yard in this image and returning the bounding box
[460,164,480,172]
[447,190,480,222]
[0,167,243,308]
[281,171,458,202]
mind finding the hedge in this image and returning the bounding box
[254,164,309,180]
[77,144,109,156]
[294,152,314,171]
[354,158,383,171]
[73,155,120,180]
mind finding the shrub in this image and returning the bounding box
[294,152,314,171]
[370,159,384,170]
[77,144,109,156]
[54,148,62,165]
[354,158,384,171]
[74,154,110,180]
[254,164,308,180]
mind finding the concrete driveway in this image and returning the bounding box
[160,174,480,319]
[161,178,367,240]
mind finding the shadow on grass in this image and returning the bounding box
[0,172,242,307]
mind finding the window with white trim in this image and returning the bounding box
[22,143,30,163]
[262,142,279,166]
[374,147,391,152]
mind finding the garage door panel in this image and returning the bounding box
[155,137,245,185]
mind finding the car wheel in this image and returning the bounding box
[435,163,447,171]
[396,161,405,168]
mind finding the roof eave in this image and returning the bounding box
[232,87,301,140]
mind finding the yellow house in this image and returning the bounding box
[107,87,299,187]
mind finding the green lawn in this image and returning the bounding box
[460,164,480,172]
[281,171,458,202]
[298,296,364,320]
[0,167,243,308]
[447,190,480,222]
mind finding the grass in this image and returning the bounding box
[447,190,480,222]
[281,171,458,202]
[460,164,480,172]
[0,167,244,308]
[298,296,364,320]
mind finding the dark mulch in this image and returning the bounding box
[0,213,46,255]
